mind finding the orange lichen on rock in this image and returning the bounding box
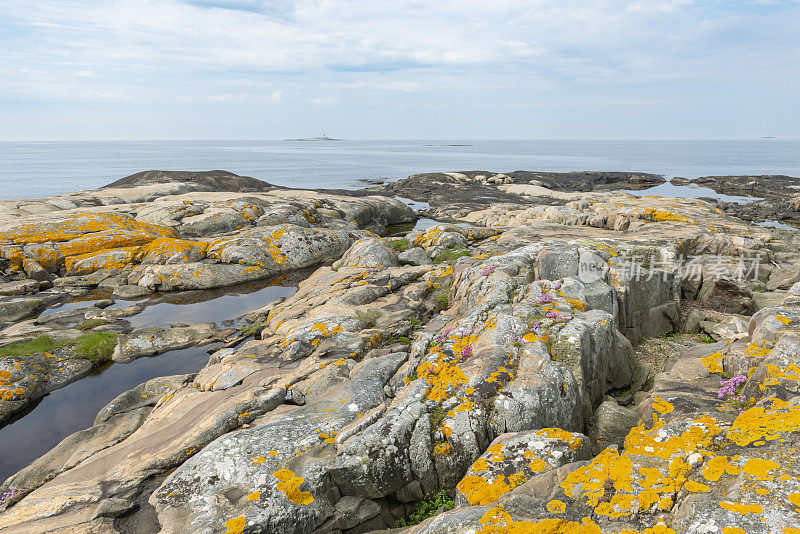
[473,505,676,534]
[560,448,634,508]
[643,209,692,224]
[2,213,175,245]
[1,212,178,275]
[741,457,780,479]
[718,501,763,515]
[702,456,741,482]
[726,400,800,446]
[417,354,468,402]
[135,237,208,263]
[684,479,710,493]
[651,397,674,415]
[273,469,314,505]
[0,245,25,271]
[223,516,246,534]
[456,474,512,505]
[701,351,725,374]
[759,362,800,391]
[536,428,583,450]
[63,246,140,275]
[311,323,344,338]
[625,415,721,460]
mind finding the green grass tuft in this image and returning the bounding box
[0,336,59,359]
[390,238,411,252]
[73,332,118,365]
[399,490,454,526]
[0,333,118,366]
[384,336,412,345]
[78,319,112,332]
[433,290,449,311]
[433,248,469,264]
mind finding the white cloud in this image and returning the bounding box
[4,0,794,86]
[0,0,797,137]
[265,90,282,103]
[309,96,336,105]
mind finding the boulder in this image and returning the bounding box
[0,279,39,297]
[398,247,431,266]
[0,349,93,426]
[454,428,591,507]
[112,324,217,362]
[684,308,706,333]
[587,398,639,454]
[334,238,399,270]
[697,274,755,314]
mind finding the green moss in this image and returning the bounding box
[549,338,577,365]
[390,238,411,252]
[239,323,264,337]
[72,332,118,365]
[659,331,680,340]
[0,336,59,359]
[384,336,412,345]
[399,490,454,527]
[433,290,449,311]
[433,248,469,264]
[355,309,379,328]
[429,406,447,429]
[697,334,715,343]
[78,319,112,331]
[0,333,118,366]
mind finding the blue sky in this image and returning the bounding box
[0,0,798,140]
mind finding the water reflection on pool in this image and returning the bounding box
[0,272,305,483]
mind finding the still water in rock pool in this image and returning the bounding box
[0,276,301,483]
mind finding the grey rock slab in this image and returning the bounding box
[112,324,217,363]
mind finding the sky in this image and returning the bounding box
[0,0,799,140]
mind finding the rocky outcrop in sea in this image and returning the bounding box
[1,169,800,533]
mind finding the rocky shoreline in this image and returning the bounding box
[2,169,800,533]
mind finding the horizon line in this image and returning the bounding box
[0,136,798,143]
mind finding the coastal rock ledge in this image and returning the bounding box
[1,170,800,534]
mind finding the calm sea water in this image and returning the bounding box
[0,139,798,200]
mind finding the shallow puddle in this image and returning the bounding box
[0,345,217,482]
[0,272,305,483]
[117,272,309,329]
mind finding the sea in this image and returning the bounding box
[0,139,798,200]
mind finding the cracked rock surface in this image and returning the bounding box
[2,169,800,533]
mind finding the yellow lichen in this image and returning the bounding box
[684,479,710,493]
[651,397,674,415]
[560,448,634,508]
[718,501,763,515]
[546,500,566,514]
[700,351,724,374]
[741,458,780,479]
[702,456,741,482]
[223,516,246,534]
[273,469,314,505]
[456,475,512,506]
[536,428,583,450]
[726,401,800,446]
[417,354,468,402]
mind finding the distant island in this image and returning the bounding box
[284,136,343,141]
